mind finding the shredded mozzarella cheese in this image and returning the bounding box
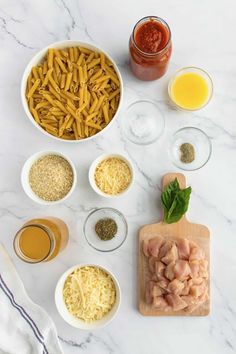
[63,266,116,323]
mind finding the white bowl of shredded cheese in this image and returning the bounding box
[89,153,134,198]
[55,264,121,329]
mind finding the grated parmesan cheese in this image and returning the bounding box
[94,157,132,195]
[63,266,116,323]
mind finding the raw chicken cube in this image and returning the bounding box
[168,279,185,295]
[158,241,173,260]
[152,284,165,297]
[177,238,190,260]
[152,296,169,310]
[189,246,205,261]
[148,237,164,258]
[155,261,166,281]
[156,279,169,292]
[165,261,175,281]
[174,260,191,281]
[165,294,188,311]
[161,243,178,264]
[148,257,157,273]
[189,260,200,278]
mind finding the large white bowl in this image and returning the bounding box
[55,264,121,329]
[21,40,123,142]
[21,150,77,205]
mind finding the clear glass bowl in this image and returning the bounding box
[122,100,165,145]
[169,127,212,171]
[168,67,213,111]
[83,208,128,252]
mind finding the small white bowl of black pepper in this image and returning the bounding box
[83,207,128,252]
[21,150,77,205]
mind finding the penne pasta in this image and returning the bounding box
[25,46,120,140]
[55,56,67,73]
[47,49,54,69]
[102,104,110,124]
[27,79,41,99]
[64,72,73,91]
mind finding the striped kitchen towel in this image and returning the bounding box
[0,243,63,354]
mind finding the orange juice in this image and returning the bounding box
[170,72,210,110]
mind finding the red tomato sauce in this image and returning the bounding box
[135,20,169,54]
[129,17,172,81]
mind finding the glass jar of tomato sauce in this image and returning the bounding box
[129,16,172,81]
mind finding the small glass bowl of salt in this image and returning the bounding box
[121,100,165,145]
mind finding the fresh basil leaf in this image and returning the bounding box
[161,178,192,224]
[161,178,180,210]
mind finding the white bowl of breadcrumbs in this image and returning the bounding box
[21,150,77,205]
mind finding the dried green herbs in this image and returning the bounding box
[95,218,118,241]
[180,143,195,163]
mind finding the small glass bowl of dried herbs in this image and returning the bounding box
[169,127,212,171]
[83,208,128,252]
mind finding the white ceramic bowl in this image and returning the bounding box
[21,150,77,205]
[88,153,134,198]
[55,264,121,329]
[21,40,123,142]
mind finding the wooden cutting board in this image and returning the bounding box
[139,173,210,316]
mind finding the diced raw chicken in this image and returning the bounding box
[198,288,209,303]
[158,241,173,260]
[191,277,203,285]
[152,284,165,297]
[168,279,185,295]
[144,237,208,312]
[148,257,157,273]
[155,261,166,281]
[185,304,200,313]
[189,282,207,298]
[181,295,197,306]
[161,243,178,265]
[189,260,200,278]
[156,278,169,292]
[151,273,158,281]
[189,246,205,261]
[181,280,190,296]
[165,294,188,311]
[148,237,164,258]
[177,238,190,260]
[174,260,191,281]
[142,239,149,257]
[199,259,208,278]
[165,261,175,281]
[182,295,200,313]
[152,296,169,310]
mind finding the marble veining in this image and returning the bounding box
[0,0,236,353]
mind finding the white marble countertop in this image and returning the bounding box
[1,0,236,353]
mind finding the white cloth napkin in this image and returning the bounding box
[0,244,63,354]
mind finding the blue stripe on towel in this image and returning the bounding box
[0,275,49,354]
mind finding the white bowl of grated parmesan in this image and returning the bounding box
[21,150,77,205]
[89,153,134,198]
[55,264,121,329]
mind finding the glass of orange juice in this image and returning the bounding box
[168,67,213,111]
[13,217,69,263]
